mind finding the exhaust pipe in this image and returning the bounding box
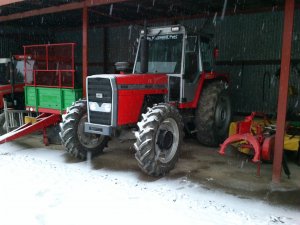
[140,21,148,73]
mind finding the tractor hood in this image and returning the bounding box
[86,73,169,127]
[115,73,168,88]
[88,73,168,89]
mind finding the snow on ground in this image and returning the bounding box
[0,141,299,225]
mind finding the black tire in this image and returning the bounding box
[59,100,109,160]
[195,81,231,147]
[0,112,6,135]
[134,103,183,176]
[46,125,62,145]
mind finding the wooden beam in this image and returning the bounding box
[0,0,130,22]
[272,0,295,183]
[0,0,24,7]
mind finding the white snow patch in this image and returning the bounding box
[0,142,299,225]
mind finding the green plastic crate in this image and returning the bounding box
[25,86,82,114]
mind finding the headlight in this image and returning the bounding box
[89,102,111,113]
[101,103,112,112]
[89,102,98,111]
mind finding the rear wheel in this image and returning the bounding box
[134,103,183,176]
[59,100,109,160]
[195,81,231,146]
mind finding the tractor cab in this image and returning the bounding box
[0,56,29,109]
[0,56,32,86]
[133,25,214,103]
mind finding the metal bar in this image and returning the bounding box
[24,43,76,48]
[272,0,295,183]
[0,0,131,22]
[26,84,73,89]
[46,45,49,70]
[34,70,36,86]
[72,43,75,89]
[82,6,88,98]
[3,99,9,133]
[31,70,75,72]
[59,71,62,88]
[0,114,61,144]
[24,46,27,84]
[0,0,24,7]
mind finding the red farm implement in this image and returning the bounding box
[219,112,296,177]
[0,43,82,145]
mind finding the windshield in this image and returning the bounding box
[134,34,183,74]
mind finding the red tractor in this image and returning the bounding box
[60,25,232,176]
[0,56,30,134]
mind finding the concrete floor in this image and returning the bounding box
[12,133,300,209]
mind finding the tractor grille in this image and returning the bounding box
[87,77,112,125]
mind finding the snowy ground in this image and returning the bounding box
[0,139,299,225]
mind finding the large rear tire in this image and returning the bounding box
[134,103,183,176]
[59,100,109,160]
[195,81,231,147]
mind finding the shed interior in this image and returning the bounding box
[0,0,300,181]
[1,0,299,115]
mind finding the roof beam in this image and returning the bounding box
[0,0,130,22]
[0,0,24,7]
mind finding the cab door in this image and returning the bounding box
[183,36,213,102]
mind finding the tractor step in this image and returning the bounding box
[0,113,61,145]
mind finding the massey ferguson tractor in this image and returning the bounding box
[59,25,231,176]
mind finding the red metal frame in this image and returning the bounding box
[219,112,276,175]
[0,0,130,22]
[24,43,76,89]
[219,113,266,162]
[0,0,24,7]
[25,107,66,115]
[272,0,295,183]
[219,133,262,162]
[0,113,61,145]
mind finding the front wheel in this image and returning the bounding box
[59,100,109,160]
[134,103,183,176]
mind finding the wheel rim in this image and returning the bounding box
[215,95,230,132]
[77,114,105,149]
[155,118,179,164]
